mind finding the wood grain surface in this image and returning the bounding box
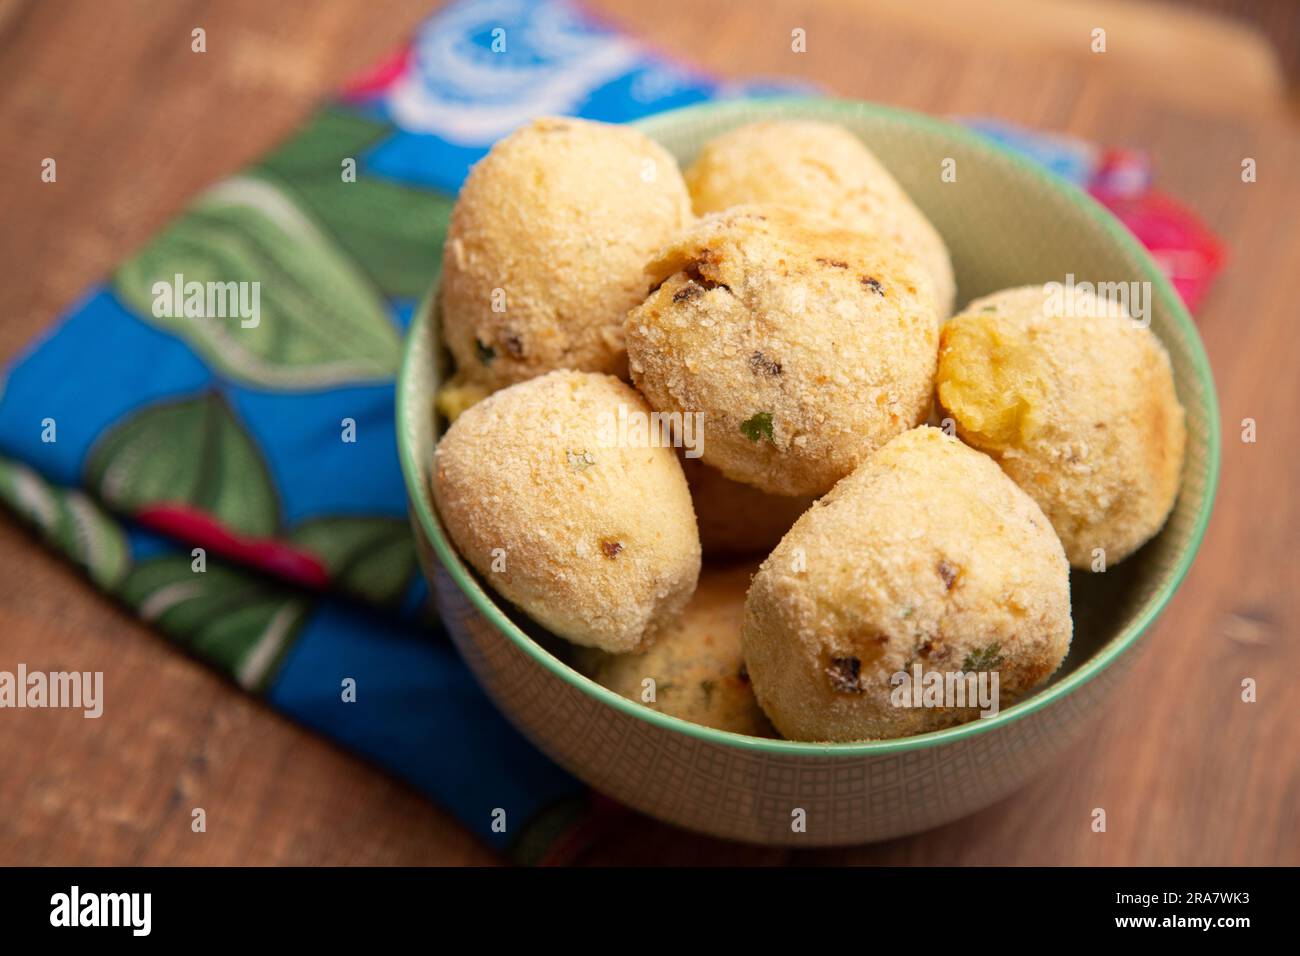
[0,0,1296,866]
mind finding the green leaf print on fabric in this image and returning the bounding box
[118,556,309,692]
[113,176,402,388]
[260,169,452,300]
[257,109,393,176]
[288,516,416,605]
[84,393,279,538]
[0,458,130,590]
[256,108,453,300]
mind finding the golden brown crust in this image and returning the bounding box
[935,285,1186,567]
[573,562,775,737]
[742,427,1072,741]
[625,204,939,497]
[440,117,693,390]
[684,119,955,316]
[432,371,701,652]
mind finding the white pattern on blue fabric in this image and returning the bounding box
[387,0,639,144]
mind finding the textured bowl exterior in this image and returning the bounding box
[397,98,1218,846]
[417,514,1138,845]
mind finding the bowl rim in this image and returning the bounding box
[396,94,1221,758]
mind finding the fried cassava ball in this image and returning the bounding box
[935,285,1185,568]
[625,204,939,498]
[742,427,1072,741]
[433,371,701,652]
[441,117,692,391]
[574,562,775,737]
[684,119,955,316]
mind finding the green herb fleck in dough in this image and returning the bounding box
[740,411,775,443]
[962,643,1004,671]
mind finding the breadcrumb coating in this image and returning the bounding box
[936,285,1186,568]
[684,119,955,317]
[743,426,1072,741]
[433,370,701,652]
[625,204,939,497]
[573,562,775,737]
[440,117,693,390]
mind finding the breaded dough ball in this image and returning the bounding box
[432,370,701,652]
[681,456,814,558]
[935,285,1186,568]
[743,427,1072,742]
[625,204,939,498]
[685,120,955,317]
[574,563,775,737]
[440,117,692,391]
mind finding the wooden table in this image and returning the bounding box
[1,0,1296,866]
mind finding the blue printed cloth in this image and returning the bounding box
[0,0,797,860]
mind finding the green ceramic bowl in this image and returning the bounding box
[397,97,1219,846]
